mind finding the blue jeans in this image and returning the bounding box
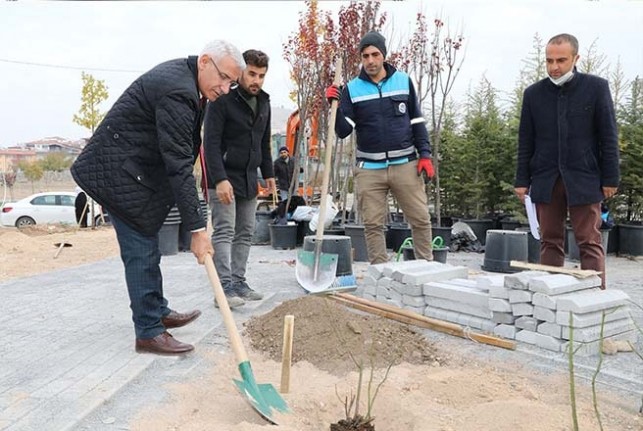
[208,191,256,291]
[111,214,170,339]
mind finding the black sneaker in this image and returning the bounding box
[214,284,245,308]
[233,281,264,301]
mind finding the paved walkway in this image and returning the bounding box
[0,246,641,430]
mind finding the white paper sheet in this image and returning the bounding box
[524,194,540,240]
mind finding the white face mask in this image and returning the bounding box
[549,62,576,86]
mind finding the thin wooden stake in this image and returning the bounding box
[280,315,295,394]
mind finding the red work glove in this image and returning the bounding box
[325,85,341,103]
[417,157,435,178]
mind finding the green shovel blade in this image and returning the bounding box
[233,361,288,424]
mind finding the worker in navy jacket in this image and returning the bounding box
[327,31,434,264]
[515,33,620,288]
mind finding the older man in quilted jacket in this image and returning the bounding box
[71,40,245,355]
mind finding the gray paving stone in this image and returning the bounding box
[533,306,557,323]
[387,260,440,279]
[556,289,630,314]
[425,297,491,319]
[394,282,424,297]
[424,307,495,331]
[509,289,533,304]
[363,284,377,296]
[516,330,565,352]
[402,294,426,308]
[488,285,511,299]
[528,274,602,295]
[562,330,639,357]
[504,271,549,290]
[361,275,378,287]
[488,298,512,313]
[423,282,489,307]
[376,286,391,298]
[561,318,635,342]
[402,266,469,285]
[492,312,517,324]
[512,303,534,317]
[402,304,425,315]
[537,322,563,338]
[493,324,517,339]
[555,306,631,328]
[515,316,539,331]
[376,276,392,288]
[476,274,506,289]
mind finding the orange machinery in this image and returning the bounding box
[257,109,319,201]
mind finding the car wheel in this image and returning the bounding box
[15,216,36,228]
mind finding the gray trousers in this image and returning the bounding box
[208,191,257,291]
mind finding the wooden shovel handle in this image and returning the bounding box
[315,56,343,242]
[205,257,249,363]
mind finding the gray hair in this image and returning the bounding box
[200,40,246,70]
[547,33,579,56]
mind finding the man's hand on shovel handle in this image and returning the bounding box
[191,230,214,264]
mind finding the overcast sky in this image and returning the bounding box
[1,0,641,147]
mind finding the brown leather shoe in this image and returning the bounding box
[135,331,194,355]
[161,309,202,329]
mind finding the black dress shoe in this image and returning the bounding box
[135,331,194,355]
[161,309,202,329]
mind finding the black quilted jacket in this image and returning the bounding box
[71,56,206,236]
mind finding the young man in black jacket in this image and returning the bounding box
[204,49,275,307]
[71,40,245,355]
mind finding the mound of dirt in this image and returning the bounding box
[244,296,443,375]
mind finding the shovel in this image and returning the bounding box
[204,258,288,423]
[296,57,343,293]
[53,241,72,259]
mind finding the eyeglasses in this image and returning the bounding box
[209,58,239,90]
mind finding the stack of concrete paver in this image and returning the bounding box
[359,261,636,356]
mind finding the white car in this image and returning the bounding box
[0,191,106,228]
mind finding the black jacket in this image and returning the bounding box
[515,72,620,206]
[203,87,273,199]
[273,156,295,192]
[71,56,206,235]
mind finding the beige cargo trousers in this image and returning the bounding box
[355,159,433,264]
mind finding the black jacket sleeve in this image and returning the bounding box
[203,99,229,188]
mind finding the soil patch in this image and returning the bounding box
[245,296,443,375]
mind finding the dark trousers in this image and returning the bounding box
[536,176,605,288]
[111,214,170,339]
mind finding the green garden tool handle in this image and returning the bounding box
[395,237,414,262]
[432,236,444,248]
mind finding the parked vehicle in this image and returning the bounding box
[0,191,106,228]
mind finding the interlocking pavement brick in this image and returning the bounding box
[402,294,426,308]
